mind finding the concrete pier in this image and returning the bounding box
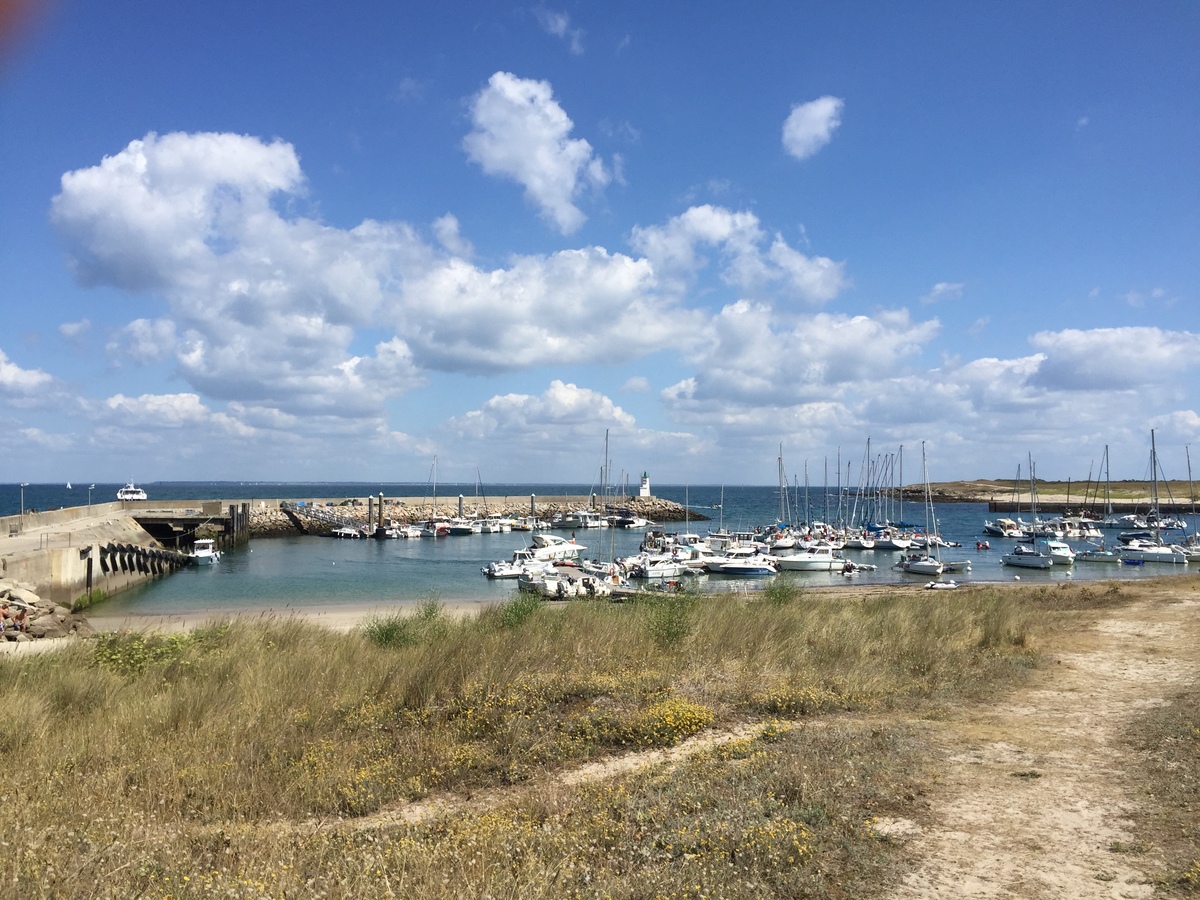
[0,501,248,608]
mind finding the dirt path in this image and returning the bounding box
[887,588,1200,899]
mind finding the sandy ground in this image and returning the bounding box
[83,599,500,635]
[885,581,1200,899]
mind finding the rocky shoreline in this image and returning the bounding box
[249,495,700,538]
[0,580,95,643]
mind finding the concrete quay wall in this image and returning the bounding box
[0,516,188,607]
[0,503,226,607]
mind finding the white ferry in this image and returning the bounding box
[116,482,148,501]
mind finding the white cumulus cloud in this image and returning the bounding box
[0,348,55,397]
[1029,327,1200,392]
[631,205,847,305]
[782,96,844,161]
[464,72,609,234]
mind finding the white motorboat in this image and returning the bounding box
[1041,539,1076,565]
[982,518,1023,538]
[330,526,365,539]
[517,570,612,599]
[117,482,148,501]
[550,510,587,530]
[191,538,221,564]
[529,533,585,560]
[420,519,451,537]
[447,518,481,535]
[701,545,764,573]
[773,543,843,571]
[482,549,552,579]
[1101,513,1147,530]
[719,555,778,577]
[1119,540,1189,565]
[625,554,688,579]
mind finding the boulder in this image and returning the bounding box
[7,587,39,606]
[71,620,96,638]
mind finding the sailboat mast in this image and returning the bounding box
[823,456,829,524]
[1151,428,1160,518]
[803,462,810,526]
[1188,445,1195,514]
[777,444,787,526]
[921,441,938,558]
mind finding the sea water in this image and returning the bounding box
[3,482,1196,618]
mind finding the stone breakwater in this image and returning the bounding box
[249,495,701,537]
[0,580,95,642]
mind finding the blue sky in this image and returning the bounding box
[1,1,1198,486]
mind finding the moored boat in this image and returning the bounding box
[1002,544,1053,569]
[773,543,843,571]
[190,538,221,564]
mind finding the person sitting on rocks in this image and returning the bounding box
[11,607,28,633]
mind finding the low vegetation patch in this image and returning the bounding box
[0,583,1088,898]
[1120,688,1200,893]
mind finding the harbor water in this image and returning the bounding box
[3,482,1197,619]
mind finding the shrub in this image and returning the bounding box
[498,591,542,629]
[762,577,804,606]
[360,612,419,648]
[644,593,697,650]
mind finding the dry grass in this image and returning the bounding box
[0,583,1112,898]
[1120,688,1200,893]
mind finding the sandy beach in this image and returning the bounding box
[83,598,505,635]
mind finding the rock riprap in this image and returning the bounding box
[0,581,95,642]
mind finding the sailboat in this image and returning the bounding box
[420,457,451,537]
[1077,447,1121,562]
[1002,456,1054,569]
[898,442,945,576]
[1119,430,1189,565]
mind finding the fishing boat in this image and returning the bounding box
[190,538,221,564]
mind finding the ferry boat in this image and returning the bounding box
[116,482,148,501]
